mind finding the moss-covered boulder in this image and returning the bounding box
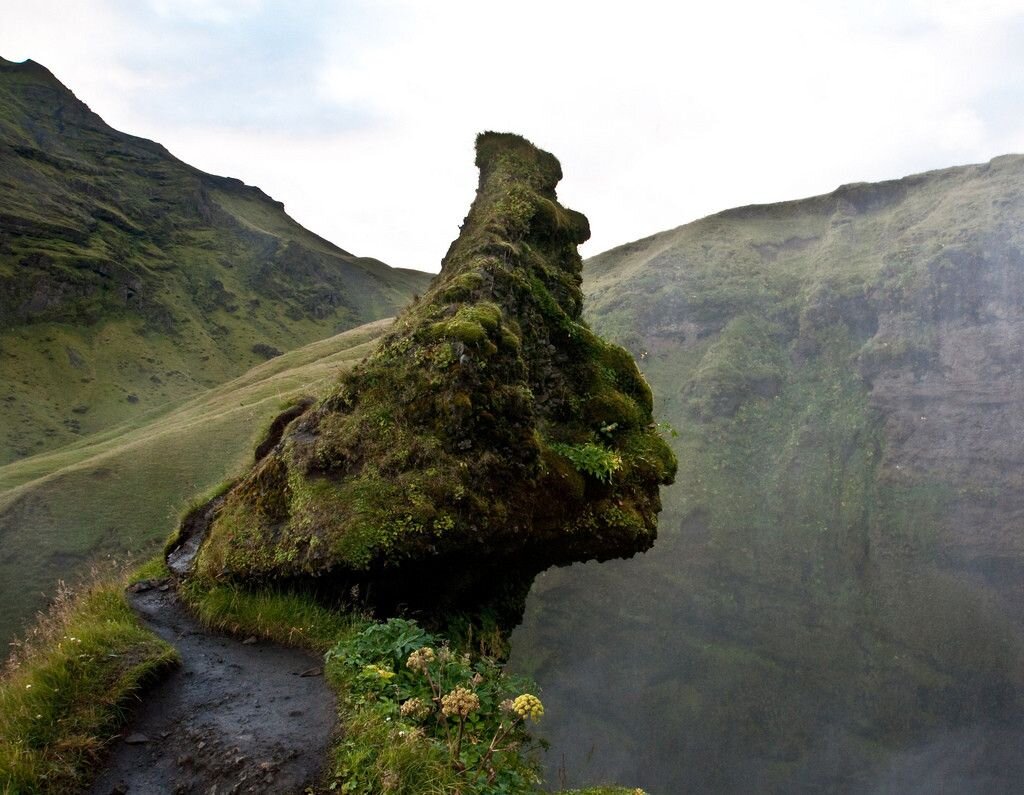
[196,132,676,620]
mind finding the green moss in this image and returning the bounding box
[198,132,675,628]
[439,270,486,303]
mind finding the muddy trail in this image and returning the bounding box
[90,582,335,794]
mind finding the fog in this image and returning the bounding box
[509,159,1024,793]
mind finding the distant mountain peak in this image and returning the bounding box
[0,58,430,462]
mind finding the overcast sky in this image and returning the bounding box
[4,0,1024,272]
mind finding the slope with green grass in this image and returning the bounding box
[0,318,389,646]
[0,572,178,794]
[0,57,430,464]
[511,154,1024,792]
[2,132,669,794]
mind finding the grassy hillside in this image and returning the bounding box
[511,154,1024,792]
[0,57,430,464]
[0,318,390,645]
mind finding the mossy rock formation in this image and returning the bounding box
[196,132,676,619]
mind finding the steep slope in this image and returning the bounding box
[194,132,675,627]
[512,155,1024,792]
[0,318,388,647]
[0,57,430,463]
[587,153,1024,586]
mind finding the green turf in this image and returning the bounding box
[0,572,177,794]
[0,319,389,645]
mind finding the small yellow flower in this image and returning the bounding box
[362,664,395,680]
[399,697,431,720]
[511,693,544,721]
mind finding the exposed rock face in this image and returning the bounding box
[197,133,676,621]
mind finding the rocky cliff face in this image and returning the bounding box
[193,133,675,626]
[589,154,1024,598]
[0,57,430,462]
[512,154,1024,792]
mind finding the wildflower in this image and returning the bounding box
[511,693,544,721]
[362,664,395,680]
[441,687,480,718]
[399,697,432,720]
[406,647,435,673]
[499,698,516,715]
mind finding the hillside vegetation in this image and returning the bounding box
[511,154,1024,792]
[0,57,429,464]
[0,319,388,646]
[9,58,1024,789]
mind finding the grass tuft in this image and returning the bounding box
[178,576,353,652]
[0,570,178,794]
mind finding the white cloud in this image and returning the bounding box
[2,0,1024,271]
[148,0,264,25]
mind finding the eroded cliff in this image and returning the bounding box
[195,133,676,624]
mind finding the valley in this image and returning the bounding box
[4,55,1024,794]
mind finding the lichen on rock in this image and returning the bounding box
[196,132,676,621]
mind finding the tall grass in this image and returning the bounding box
[0,571,177,793]
[179,578,354,652]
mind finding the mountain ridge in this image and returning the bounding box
[0,55,431,463]
[590,152,1024,272]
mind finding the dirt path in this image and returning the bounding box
[90,582,336,794]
